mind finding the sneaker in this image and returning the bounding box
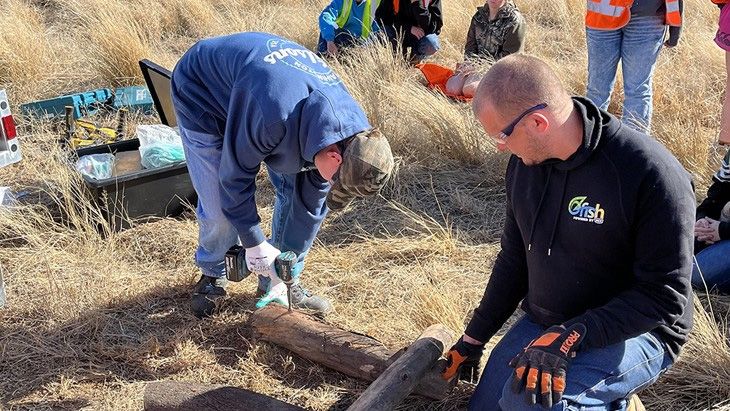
[190,275,228,319]
[290,283,332,315]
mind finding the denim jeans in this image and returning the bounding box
[179,126,321,290]
[383,25,440,62]
[692,240,730,293]
[468,315,673,411]
[586,16,667,132]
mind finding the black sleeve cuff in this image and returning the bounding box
[719,221,730,240]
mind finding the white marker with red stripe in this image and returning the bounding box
[0,89,22,168]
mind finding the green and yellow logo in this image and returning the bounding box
[568,196,605,224]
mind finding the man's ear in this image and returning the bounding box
[327,148,343,165]
[529,112,550,134]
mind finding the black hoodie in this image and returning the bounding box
[376,0,443,36]
[465,97,695,361]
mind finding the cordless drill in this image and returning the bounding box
[224,245,250,282]
[274,251,297,312]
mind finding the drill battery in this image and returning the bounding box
[224,245,250,282]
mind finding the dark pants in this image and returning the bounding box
[382,25,440,63]
[317,29,360,55]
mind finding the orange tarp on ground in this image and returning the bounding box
[415,63,472,102]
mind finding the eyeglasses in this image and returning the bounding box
[488,102,548,142]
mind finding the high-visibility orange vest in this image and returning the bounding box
[585,0,682,30]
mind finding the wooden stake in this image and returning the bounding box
[347,324,453,411]
[249,305,455,400]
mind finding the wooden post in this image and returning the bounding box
[143,381,305,411]
[249,305,455,400]
[347,324,452,411]
[115,107,128,141]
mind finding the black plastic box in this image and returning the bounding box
[75,138,197,231]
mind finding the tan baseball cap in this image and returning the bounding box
[326,128,394,210]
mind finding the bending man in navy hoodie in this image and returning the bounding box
[442,54,695,410]
[172,32,394,318]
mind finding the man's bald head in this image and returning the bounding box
[472,54,572,121]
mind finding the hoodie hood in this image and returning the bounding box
[552,96,619,171]
[525,97,623,255]
[299,89,370,163]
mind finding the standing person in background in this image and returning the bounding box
[376,0,443,64]
[318,0,382,58]
[585,0,683,132]
[446,0,526,98]
[715,0,730,144]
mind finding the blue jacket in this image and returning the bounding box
[319,0,380,42]
[171,32,370,248]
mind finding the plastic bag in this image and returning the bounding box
[140,144,185,169]
[76,153,115,180]
[137,124,185,169]
[0,187,15,206]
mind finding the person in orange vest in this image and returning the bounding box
[376,0,443,64]
[714,0,730,144]
[585,0,682,132]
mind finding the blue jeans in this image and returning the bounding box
[179,126,322,290]
[692,240,730,293]
[586,16,667,132]
[317,29,362,55]
[383,26,439,62]
[469,315,673,411]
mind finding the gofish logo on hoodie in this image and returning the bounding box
[263,39,342,86]
[568,196,605,225]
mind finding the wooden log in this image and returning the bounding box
[249,305,455,400]
[346,324,452,411]
[143,381,305,411]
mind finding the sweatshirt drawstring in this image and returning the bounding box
[527,167,552,252]
[547,172,569,256]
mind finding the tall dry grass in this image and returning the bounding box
[0,0,729,410]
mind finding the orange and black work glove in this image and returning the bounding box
[442,336,485,383]
[508,323,586,409]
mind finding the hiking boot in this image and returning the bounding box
[627,395,645,411]
[290,283,332,315]
[190,275,228,319]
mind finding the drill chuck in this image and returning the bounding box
[275,251,297,284]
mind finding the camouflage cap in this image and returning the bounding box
[326,128,394,211]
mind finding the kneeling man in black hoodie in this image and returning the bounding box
[442,54,695,410]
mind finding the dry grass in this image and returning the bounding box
[0,0,729,410]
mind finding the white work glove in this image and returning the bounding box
[255,281,289,309]
[247,241,291,309]
[245,241,280,278]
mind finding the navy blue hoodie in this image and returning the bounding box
[465,97,695,360]
[171,32,370,248]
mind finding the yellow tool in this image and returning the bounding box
[64,106,128,149]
